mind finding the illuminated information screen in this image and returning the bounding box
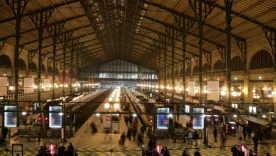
[156,108,170,129]
[49,106,63,128]
[192,107,204,129]
[4,106,17,127]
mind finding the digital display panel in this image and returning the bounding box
[185,105,190,113]
[192,108,204,129]
[156,108,170,129]
[4,106,17,127]
[49,106,63,128]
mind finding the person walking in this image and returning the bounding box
[119,132,126,146]
[243,126,247,141]
[220,132,226,150]
[182,149,188,156]
[249,150,253,156]
[127,126,132,140]
[193,130,199,146]
[194,150,201,156]
[163,147,170,156]
[231,145,238,156]
[252,136,259,154]
[213,127,217,142]
[188,130,193,145]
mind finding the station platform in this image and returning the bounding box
[1,90,276,155]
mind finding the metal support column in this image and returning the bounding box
[46,23,65,99]
[225,0,234,106]
[189,0,214,146]
[29,9,54,137]
[6,0,29,106]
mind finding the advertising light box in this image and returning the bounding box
[192,107,204,129]
[4,106,17,127]
[156,108,170,129]
[49,106,63,128]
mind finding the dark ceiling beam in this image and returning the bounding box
[0,14,87,42]
[201,0,276,31]
[0,0,80,24]
[43,38,99,56]
[38,35,97,52]
[51,45,103,59]
[21,24,93,46]
[143,1,245,40]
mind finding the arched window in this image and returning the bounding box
[250,50,274,69]
[48,66,53,73]
[214,60,225,72]
[174,66,179,76]
[193,66,199,75]
[180,68,184,76]
[40,64,46,73]
[55,68,59,75]
[18,59,26,70]
[185,68,191,75]
[202,63,211,73]
[231,56,244,71]
[28,62,37,72]
[0,54,12,68]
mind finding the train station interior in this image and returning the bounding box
[0,0,276,155]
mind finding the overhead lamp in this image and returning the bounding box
[22,111,27,116]
[96,113,100,117]
[33,85,38,89]
[9,86,14,91]
[114,103,120,109]
[168,114,173,117]
[104,103,110,109]
[132,113,137,117]
[220,90,226,96]
[231,91,238,97]
[258,76,262,80]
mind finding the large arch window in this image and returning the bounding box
[28,62,37,72]
[18,58,26,70]
[231,56,244,71]
[48,66,53,73]
[41,64,46,73]
[186,68,191,75]
[213,60,225,72]
[250,50,274,69]
[0,54,12,68]
[193,66,199,75]
[202,63,211,73]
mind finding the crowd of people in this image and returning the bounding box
[36,143,77,156]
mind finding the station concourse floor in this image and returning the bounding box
[2,102,276,155]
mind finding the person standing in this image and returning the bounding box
[213,127,217,142]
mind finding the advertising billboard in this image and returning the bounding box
[4,106,17,127]
[49,106,63,128]
[192,107,204,129]
[156,108,170,129]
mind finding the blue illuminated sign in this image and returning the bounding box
[4,106,17,127]
[156,108,170,129]
[49,106,63,128]
[192,108,204,129]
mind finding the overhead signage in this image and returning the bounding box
[49,106,63,128]
[156,108,170,129]
[192,107,204,129]
[4,106,17,127]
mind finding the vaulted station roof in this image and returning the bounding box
[0,0,275,70]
